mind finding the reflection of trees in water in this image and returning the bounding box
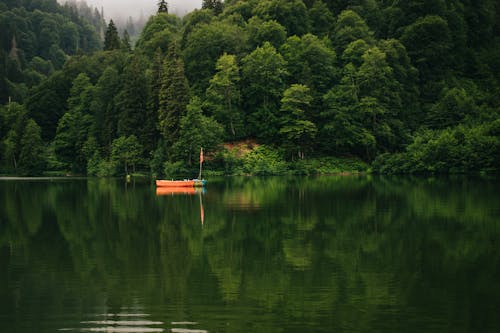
[0,176,499,331]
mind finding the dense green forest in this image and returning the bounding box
[0,0,499,176]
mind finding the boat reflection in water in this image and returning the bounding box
[155,186,205,196]
[155,186,206,226]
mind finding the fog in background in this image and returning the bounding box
[75,0,202,20]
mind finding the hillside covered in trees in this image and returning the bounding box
[1,0,499,176]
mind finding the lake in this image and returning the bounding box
[1,176,499,332]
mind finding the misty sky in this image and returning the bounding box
[83,0,202,19]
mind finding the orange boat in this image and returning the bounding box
[156,179,206,187]
[156,148,206,189]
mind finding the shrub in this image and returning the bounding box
[241,145,288,175]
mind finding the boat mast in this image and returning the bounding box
[198,147,203,179]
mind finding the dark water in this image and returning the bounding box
[0,176,499,333]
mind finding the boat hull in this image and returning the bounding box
[156,179,206,187]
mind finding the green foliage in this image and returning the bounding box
[427,87,477,129]
[111,135,143,175]
[280,34,337,95]
[253,0,310,36]
[116,55,154,152]
[241,42,288,140]
[400,15,451,84]
[0,0,100,104]
[308,0,335,37]
[90,66,121,154]
[172,96,224,166]
[0,102,27,172]
[205,53,242,138]
[247,17,287,49]
[291,156,369,175]
[18,119,45,175]
[183,20,247,93]
[53,73,93,173]
[373,121,500,174]
[240,145,288,175]
[333,10,374,53]
[279,84,316,159]
[135,13,180,55]
[212,147,244,175]
[1,0,499,176]
[158,42,190,147]
[104,20,121,51]
[202,0,224,15]
[162,160,187,178]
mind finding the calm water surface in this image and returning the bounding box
[1,176,499,332]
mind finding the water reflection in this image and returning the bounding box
[0,176,499,333]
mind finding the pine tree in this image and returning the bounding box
[117,56,152,152]
[157,0,168,13]
[104,19,121,50]
[158,42,190,148]
[54,73,94,173]
[121,30,132,51]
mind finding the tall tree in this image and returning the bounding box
[121,30,132,51]
[117,55,152,152]
[206,53,242,138]
[247,17,287,49]
[19,119,45,175]
[1,102,27,172]
[53,73,93,173]
[158,42,190,148]
[253,0,311,36]
[280,34,337,96]
[173,97,224,166]
[183,20,247,94]
[241,42,288,141]
[90,66,121,153]
[279,84,316,159]
[333,10,374,53]
[308,0,335,37]
[104,19,121,50]
[111,135,143,174]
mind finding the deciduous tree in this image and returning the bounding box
[279,84,316,159]
[241,42,288,140]
[206,53,242,138]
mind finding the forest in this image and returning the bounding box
[0,0,499,176]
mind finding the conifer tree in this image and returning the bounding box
[54,73,94,173]
[158,0,168,13]
[121,30,132,51]
[104,19,121,50]
[117,56,152,152]
[158,42,190,148]
[19,119,45,175]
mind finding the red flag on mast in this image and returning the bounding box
[200,147,204,164]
